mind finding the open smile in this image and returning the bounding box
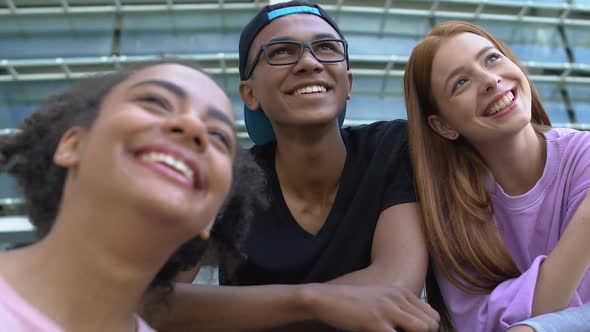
[292,85,328,96]
[483,88,518,118]
[132,145,202,191]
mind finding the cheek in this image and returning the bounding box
[210,155,233,198]
[79,123,119,161]
[522,80,532,102]
[93,109,152,144]
[450,94,477,117]
[335,69,350,87]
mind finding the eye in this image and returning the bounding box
[268,47,294,58]
[136,94,171,111]
[452,78,468,93]
[208,130,233,153]
[265,43,299,61]
[485,52,502,66]
[316,42,337,51]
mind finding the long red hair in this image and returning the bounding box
[403,21,551,330]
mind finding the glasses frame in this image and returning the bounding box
[244,38,349,80]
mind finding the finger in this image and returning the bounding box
[371,325,398,332]
[387,302,437,332]
[405,293,440,322]
[397,300,439,331]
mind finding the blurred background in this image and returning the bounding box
[1,0,589,250]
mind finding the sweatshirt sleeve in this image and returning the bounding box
[436,256,585,332]
[510,304,590,332]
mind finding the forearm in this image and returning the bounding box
[327,265,424,297]
[326,266,379,285]
[153,283,315,332]
[533,212,590,315]
[329,203,429,297]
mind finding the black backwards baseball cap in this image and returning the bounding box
[239,0,349,145]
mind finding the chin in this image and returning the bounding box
[301,113,341,127]
[131,192,209,233]
[110,175,213,231]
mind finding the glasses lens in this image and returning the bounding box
[312,40,346,62]
[265,42,302,65]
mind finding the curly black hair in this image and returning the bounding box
[0,61,267,296]
[149,146,267,290]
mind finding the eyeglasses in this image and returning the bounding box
[244,38,348,80]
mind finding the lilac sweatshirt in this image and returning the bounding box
[435,128,590,332]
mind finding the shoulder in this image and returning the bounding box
[545,127,590,162]
[0,273,62,331]
[343,119,408,136]
[545,127,590,146]
[342,121,414,186]
[342,120,409,150]
[545,128,590,197]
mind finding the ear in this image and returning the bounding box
[54,127,85,168]
[239,80,261,111]
[198,220,214,240]
[346,71,353,100]
[427,115,460,140]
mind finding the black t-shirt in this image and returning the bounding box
[220,120,416,285]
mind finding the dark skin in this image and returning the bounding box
[155,14,439,332]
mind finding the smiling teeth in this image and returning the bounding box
[489,91,515,115]
[294,85,327,95]
[140,152,194,183]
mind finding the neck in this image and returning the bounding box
[2,202,180,331]
[476,124,547,196]
[274,122,346,202]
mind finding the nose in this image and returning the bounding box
[293,46,324,74]
[165,111,208,152]
[480,70,501,94]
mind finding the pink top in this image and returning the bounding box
[0,274,156,332]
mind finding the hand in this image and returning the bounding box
[507,325,536,332]
[305,284,439,332]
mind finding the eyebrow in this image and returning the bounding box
[130,79,187,99]
[131,79,234,130]
[313,33,339,40]
[265,33,340,44]
[266,36,296,43]
[444,45,496,91]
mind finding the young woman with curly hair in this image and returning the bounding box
[0,61,265,331]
